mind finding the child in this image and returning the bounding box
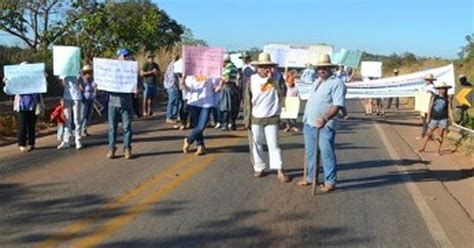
[284,70,300,132]
[417,82,455,156]
[50,99,66,143]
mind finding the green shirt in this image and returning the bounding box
[142,62,160,85]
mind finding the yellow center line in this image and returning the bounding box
[36,133,245,248]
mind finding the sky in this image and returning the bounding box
[1,0,472,58]
[152,0,473,58]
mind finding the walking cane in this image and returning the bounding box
[312,128,320,196]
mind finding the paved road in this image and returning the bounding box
[0,100,452,247]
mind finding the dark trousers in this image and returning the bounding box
[132,94,141,117]
[17,111,36,147]
[387,97,399,109]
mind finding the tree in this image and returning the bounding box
[56,0,184,59]
[458,34,473,60]
[179,27,207,47]
[0,0,94,52]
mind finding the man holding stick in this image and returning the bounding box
[298,54,347,193]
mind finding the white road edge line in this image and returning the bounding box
[372,121,453,248]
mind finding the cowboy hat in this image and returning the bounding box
[82,65,92,72]
[251,53,278,67]
[434,82,452,89]
[313,54,337,68]
[423,73,437,81]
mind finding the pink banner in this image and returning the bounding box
[183,47,224,78]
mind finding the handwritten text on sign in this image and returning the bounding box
[183,47,224,77]
[93,58,138,93]
[4,63,47,95]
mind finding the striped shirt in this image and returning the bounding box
[223,62,238,85]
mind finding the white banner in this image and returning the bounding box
[93,58,138,93]
[230,53,244,68]
[295,79,314,100]
[4,63,47,95]
[264,43,333,68]
[346,64,455,99]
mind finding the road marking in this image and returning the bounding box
[36,134,245,247]
[373,121,453,248]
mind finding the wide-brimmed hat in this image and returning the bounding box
[251,53,278,67]
[313,54,337,68]
[459,74,466,79]
[434,82,452,89]
[423,73,437,81]
[82,65,92,72]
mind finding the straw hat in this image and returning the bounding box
[223,54,231,62]
[423,73,437,81]
[434,82,452,89]
[393,69,399,73]
[251,53,278,67]
[459,74,466,79]
[313,54,337,68]
[82,65,92,72]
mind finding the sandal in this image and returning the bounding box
[297,179,311,187]
[277,173,290,183]
[319,183,336,193]
[254,171,265,178]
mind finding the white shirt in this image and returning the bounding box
[250,74,280,118]
[62,76,82,100]
[424,83,438,95]
[184,76,220,108]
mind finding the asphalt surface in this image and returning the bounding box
[0,100,441,247]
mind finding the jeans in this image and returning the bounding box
[211,107,222,124]
[108,106,133,150]
[166,89,181,120]
[251,124,283,172]
[63,99,83,143]
[186,105,210,146]
[81,99,94,135]
[17,110,36,146]
[303,124,337,185]
[179,99,189,126]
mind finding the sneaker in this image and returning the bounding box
[19,146,28,152]
[214,123,222,129]
[57,142,70,150]
[76,140,83,150]
[195,146,206,156]
[166,118,176,124]
[182,138,190,153]
[124,149,132,159]
[107,148,116,159]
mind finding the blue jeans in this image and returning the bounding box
[186,105,210,146]
[108,106,133,150]
[166,88,181,120]
[143,83,156,99]
[81,99,94,135]
[303,124,337,185]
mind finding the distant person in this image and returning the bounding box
[298,54,347,193]
[2,63,44,152]
[417,82,455,156]
[181,76,220,156]
[458,74,472,87]
[58,72,84,149]
[50,99,66,143]
[283,69,300,132]
[336,65,348,82]
[301,64,317,83]
[78,65,96,136]
[218,55,239,131]
[106,48,135,159]
[418,73,439,140]
[243,52,289,183]
[386,69,400,109]
[141,52,160,117]
[164,55,181,123]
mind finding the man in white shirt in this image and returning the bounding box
[243,53,289,183]
[419,73,439,139]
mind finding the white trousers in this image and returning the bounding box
[251,124,283,172]
[63,99,83,143]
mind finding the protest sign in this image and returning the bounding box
[295,79,314,100]
[53,46,81,77]
[415,91,432,114]
[183,47,224,77]
[263,44,288,67]
[3,63,47,95]
[264,43,333,68]
[93,58,138,93]
[280,96,301,119]
[174,58,183,74]
[230,53,244,68]
[332,49,362,68]
[361,61,383,78]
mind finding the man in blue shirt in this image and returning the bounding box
[298,54,347,192]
